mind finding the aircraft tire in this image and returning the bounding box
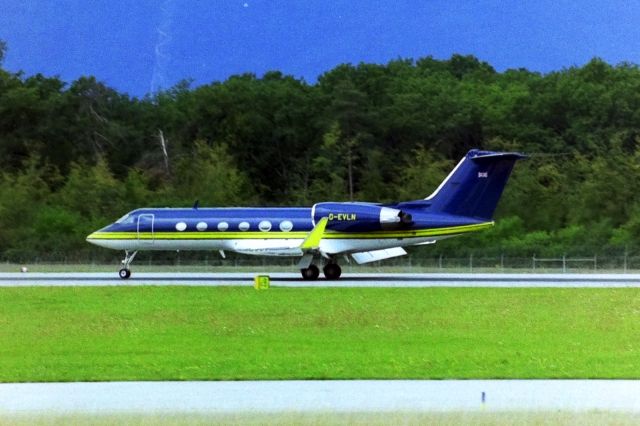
[323,263,342,280]
[301,264,320,280]
[119,268,131,279]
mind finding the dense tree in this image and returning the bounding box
[169,141,256,206]
[393,147,453,201]
[2,47,640,258]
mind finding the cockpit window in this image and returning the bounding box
[115,214,135,224]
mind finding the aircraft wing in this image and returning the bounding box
[412,240,437,246]
[351,247,407,264]
[232,242,303,256]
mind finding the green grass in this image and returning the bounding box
[1,286,640,382]
[3,411,640,426]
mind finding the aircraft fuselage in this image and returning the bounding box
[87,206,492,255]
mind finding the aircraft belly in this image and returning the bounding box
[140,238,305,255]
[90,234,451,254]
[85,239,138,251]
[140,239,230,251]
[87,239,229,251]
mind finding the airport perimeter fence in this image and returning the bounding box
[4,252,640,273]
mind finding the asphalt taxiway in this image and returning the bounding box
[2,380,640,413]
[1,272,640,287]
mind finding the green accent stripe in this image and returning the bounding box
[87,222,493,241]
[88,232,308,240]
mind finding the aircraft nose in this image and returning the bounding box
[85,225,124,250]
[86,223,114,245]
[86,231,99,245]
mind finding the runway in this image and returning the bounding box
[1,272,640,287]
[2,380,640,413]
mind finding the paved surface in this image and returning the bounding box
[1,380,640,413]
[1,272,640,287]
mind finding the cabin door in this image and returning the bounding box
[137,214,155,245]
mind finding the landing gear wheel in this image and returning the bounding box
[301,264,320,280]
[119,250,137,280]
[323,263,342,280]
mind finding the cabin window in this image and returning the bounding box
[175,222,187,231]
[115,214,135,225]
[196,222,208,231]
[279,220,293,232]
[258,220,272,232]
[218,222,229,231]
[238,221,250,231]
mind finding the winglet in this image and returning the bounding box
[300,217,328,250]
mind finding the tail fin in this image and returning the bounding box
[426,149,526,220]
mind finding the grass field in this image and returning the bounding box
[1,286,640,381]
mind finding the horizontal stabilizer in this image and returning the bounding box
[351,247,407,264]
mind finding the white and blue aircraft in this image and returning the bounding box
[87,149,525,280]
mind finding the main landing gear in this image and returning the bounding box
[119,250,137,279]
[300,264,320,280]
[300,261,342,280]
[323,263,342,280]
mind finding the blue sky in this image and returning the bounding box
[1,0,638,97]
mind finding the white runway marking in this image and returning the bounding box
[1,272,640,287]
[1,380,640,413]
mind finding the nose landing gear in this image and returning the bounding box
[119,250,137,279]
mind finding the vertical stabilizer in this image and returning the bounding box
[426,149,526,220]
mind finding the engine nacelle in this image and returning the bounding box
[312,202,412,232]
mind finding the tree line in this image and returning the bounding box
[1,42,640,260]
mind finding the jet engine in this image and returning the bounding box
[312,202,412,232]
